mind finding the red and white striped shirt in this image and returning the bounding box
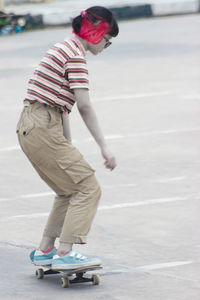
[24,36,89,113]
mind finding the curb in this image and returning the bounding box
[151,0,200,16]
[110,4,153,21]
[43,1,200,26]
[1,1,200,34]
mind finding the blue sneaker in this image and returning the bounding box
[51,251,101,270]
[32,247,57,266]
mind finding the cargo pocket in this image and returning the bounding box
[16,107,35,137]
[56,149,95,184]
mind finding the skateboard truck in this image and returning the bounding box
[35,266,102,288]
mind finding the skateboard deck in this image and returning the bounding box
[30,250,102,288]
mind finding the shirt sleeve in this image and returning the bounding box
[65,56,89,89]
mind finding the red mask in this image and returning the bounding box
[73,10,110,45]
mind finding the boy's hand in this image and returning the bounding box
[101,147,117,171]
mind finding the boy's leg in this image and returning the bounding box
[30,153,101,253]
[17,103,102,255]
[29,162,71,251]
[59,174,101,245]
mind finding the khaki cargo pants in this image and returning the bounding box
[16,102,101,244]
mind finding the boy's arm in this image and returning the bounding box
[74,88,116,171]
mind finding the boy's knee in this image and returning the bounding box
[85,174,102,199]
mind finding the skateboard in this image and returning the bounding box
[30,250,102,288]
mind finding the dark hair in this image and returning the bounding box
[72,6,119,37]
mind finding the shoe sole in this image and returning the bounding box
[33,259,53,266]
[51,262,101,270]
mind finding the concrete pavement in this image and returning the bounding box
[0,14,200,299]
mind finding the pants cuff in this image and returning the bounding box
[59,235,87,244]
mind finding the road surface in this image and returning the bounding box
[0,14,200,300]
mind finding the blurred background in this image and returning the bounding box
[0,0,200,34]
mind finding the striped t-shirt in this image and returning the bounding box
[24,36,89,113]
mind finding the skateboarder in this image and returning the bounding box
[17,6,119,270]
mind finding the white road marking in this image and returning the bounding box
[0,91,197,113]
[86,128,200,142]
[103,183,138,189]
[10,213,49,219]
[136,260,194,271]
[93,91,171,102]
[183,94,200,100]
[99,196,187,211]
[0,192,54,202]
[6,196,187,219]
[98,177,186,189]
[0,146,20,152]
[0,177,187,202]
[1,128,200,153]
[0,91,171,112]
[102,127,200,140]
[153,176,186,183]
[0,198,12,202]
[20,192,54,199]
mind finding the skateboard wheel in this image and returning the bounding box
[36,268,44,279]
[61,277,70,288]
[92,274,100,285]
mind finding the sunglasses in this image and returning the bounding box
[103,37,112,49]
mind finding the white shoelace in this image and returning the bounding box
[69,251,87,260]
